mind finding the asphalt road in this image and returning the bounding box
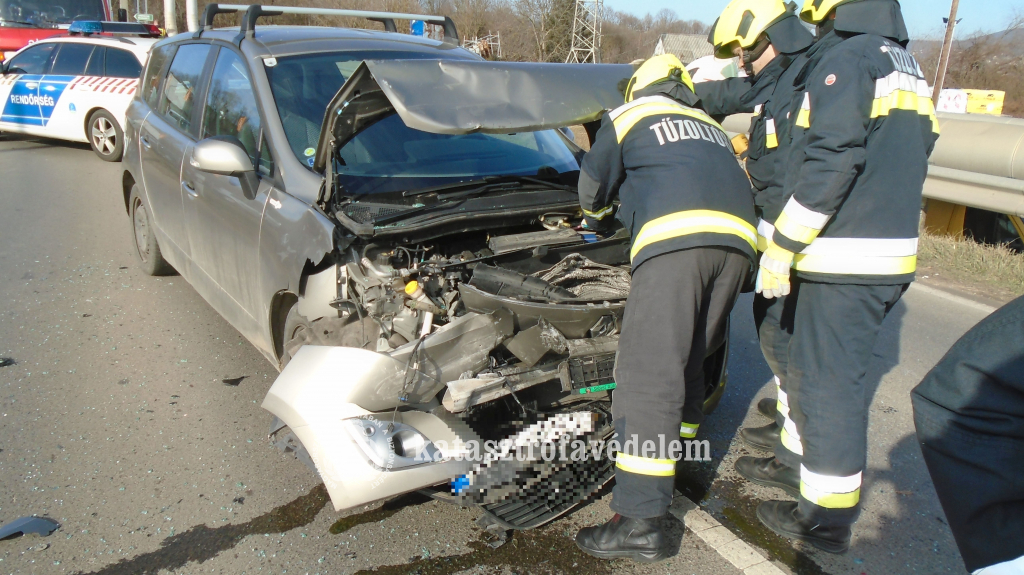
[0,133,993,575]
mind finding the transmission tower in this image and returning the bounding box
[565,0,603,64]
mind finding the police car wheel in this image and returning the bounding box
[88,110,124,162]
[129,185,174,276]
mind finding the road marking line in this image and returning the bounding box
[908,283,997,315]
[670,495,788,575]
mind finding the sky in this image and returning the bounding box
[604,0,1024,38]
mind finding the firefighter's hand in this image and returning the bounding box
[756,243,796,300]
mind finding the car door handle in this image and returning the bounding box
[182,181,198,198]
[140,136,152,150]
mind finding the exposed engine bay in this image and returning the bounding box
[291,216,633,384]
[263,215,729,530]
[264,208,726,530]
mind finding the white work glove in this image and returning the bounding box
[755,243,796,300]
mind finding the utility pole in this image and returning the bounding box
[163,0,177,36]
[186,0,198,32]
[566,0,603,64]
[932,0,961,105]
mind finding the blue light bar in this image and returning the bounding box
[68,21,103,35]
[67,20,162,37]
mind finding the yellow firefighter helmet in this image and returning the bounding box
[711,0,789,59]
[623,54,695,103]
[800,0,863,24]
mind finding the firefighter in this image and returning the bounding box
[696,0,815,463]
[573,55,757,562]
[912,296,1024,575]
[751,0,939,553]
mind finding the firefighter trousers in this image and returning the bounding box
[610,247,751,519]
[774,282,907,527]
[753,283,801,429]
[912,295,1024,573]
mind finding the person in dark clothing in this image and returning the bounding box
[749,0,939,554]
[913,296,1024,575]
[573,54,756,563]
[696,0,816,459]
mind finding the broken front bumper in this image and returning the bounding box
[262,346,481,512]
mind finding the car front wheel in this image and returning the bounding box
[88,110,124,162]
[129,185,174,276]
[280,304,313,369]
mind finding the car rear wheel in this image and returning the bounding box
[88,110,124,162]
[129,185,174,276]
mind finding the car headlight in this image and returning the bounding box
[343,417,441,471]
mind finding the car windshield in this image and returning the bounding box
[265,50,582,197]
[0,0,105,27]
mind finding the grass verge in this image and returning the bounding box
[918,230,1024,303]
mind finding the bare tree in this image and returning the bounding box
[914,12,1024,117]
[601,7,708,64]
[167,0,713,66]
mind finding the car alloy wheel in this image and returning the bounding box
[91,116,117,157]
[133,197,151,263]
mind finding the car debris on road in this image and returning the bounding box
[0,517,60,540]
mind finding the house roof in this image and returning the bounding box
[654,34,714,64]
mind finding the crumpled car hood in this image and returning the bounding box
[313,59,634,172]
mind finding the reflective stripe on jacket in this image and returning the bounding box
[778,32,939,284]
[578,95,758,271]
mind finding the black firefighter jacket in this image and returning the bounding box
[773,31,940,284]
[578,94,758,272]
[697,52,809,246]
[912,295,1024,572]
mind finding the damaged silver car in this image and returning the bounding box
[120,5,732,530]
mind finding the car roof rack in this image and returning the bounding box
[193,3,458,46]
[195,3,245,38]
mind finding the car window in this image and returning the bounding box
[158,43,211,134]
[265,51,579,192]
[335,114,580,188]
[106,48,142,79]
[84,46,105,76]
[50,43,95,76]
[201,49,262,167]
[266,50,444,166]
[6,43,57,74]
[141,44,174,108]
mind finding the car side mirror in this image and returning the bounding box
[191,136,260,200]
[0,61,9,75]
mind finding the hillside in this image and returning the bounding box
[911,24,1024,117]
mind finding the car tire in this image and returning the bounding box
[281,304,313,369]
[88,109,124,162]
[129,185,175,276]
[701,334,730,416]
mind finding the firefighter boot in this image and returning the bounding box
[757,501,852,554]
[740,422,780,452]
[575,514,670,563]
[757,397,778,419]
[735,456,800,497]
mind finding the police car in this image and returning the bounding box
[0,21,160,161]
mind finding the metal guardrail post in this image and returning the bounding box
[1010,216,1024,242]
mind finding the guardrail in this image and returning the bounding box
[722,112,1024,218]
